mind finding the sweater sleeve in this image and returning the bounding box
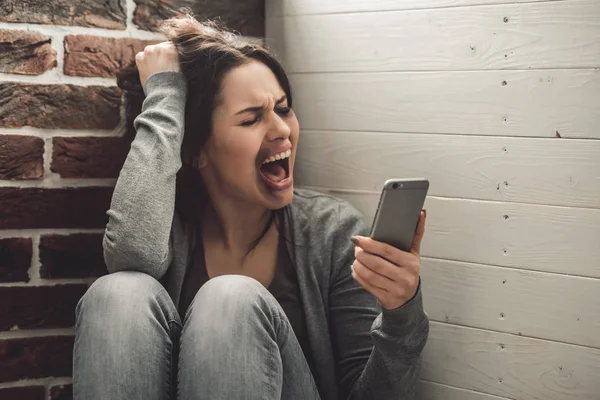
[102,71,187,279]
[328,200,429,400]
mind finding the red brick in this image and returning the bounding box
[0,0,126,30]
[0,285,88,331]
[0,187,113,229]
[0,386,45,400]
[0,135,44,180]
[50,384,73,400]
[0,238,32,283]
[40,234,107,279]
[133,0,265,37]
[64,35,159,78]
[51,137,130,179]
[0,30,57,75]
[0,336,74,383]
[0,83,121,130]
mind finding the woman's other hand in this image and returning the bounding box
[350,210,426,310]
[135,41,181,87]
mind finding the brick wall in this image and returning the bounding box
[0,0,263,398]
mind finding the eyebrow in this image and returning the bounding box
[235,95,288,115]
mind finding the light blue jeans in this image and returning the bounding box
[73,271,320,399]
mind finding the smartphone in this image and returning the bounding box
[369,178,429,252]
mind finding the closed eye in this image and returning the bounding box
[240,118,258,126]
[276,106,291,116]
[240,106,291,127]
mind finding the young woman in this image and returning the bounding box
[73,11,429,400]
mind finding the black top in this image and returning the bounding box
[178,225,314,371]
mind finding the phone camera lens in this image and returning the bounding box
[392,183,398,189]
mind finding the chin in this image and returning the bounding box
[259,181,295,210]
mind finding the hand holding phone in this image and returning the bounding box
[350,179,428,310]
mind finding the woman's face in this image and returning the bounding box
[199,60,299,211]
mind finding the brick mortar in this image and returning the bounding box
[0,21,165,40]
[0,127,124,138]
[0,376,72,390]
[0,229,104,239]
[26,234,41,283]
[0,279,95,288]
[0,328,74,340]
[0,178,117,188]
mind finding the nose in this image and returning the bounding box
[266,109,291,142]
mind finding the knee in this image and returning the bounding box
[194,275,268,308]
[76,271,167,325]
[186,275,278,325]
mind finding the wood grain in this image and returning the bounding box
[267,0,600,72]
[421,258,600,348]
[422,322,600,400]
[295,131,600,207]
[303,188,600,278]
[418,380,513,400]
[289,70,600,139]
[268,0,565,16]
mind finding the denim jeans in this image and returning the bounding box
[73,271,320,399]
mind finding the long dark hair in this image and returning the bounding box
[116,10,293,253]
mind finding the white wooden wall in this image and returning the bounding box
[266,1,600,399]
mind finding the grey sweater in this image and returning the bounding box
[103,71,429,400]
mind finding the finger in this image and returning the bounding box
[411,210,427,255]
[352,260,393,291]
[352,235,411,266]
[351,265,388,299]
[355,249,406,281]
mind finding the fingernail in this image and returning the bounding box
[423,209,427,218]
[350,236,360,246]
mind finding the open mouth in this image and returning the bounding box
[259,149,291,190]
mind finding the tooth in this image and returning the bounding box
[275,154,281,160]
[269,156,276,163]
[286,150,291,157]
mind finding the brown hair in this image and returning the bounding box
[116,10,293,250]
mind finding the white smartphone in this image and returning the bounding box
[369,178,429,252]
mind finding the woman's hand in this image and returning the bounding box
[135,41,181,87]
[350,210,426,310]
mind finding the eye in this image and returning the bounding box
[276,106,291,116]
[240,118,258,127]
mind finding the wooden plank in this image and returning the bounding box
[295,131,600,207]
[421,258,600,348]
[266,0,600,72]
[289,70,600,139]
[422,322,600,400]
[268,0,565,16]
[304,189,600,278]
[418,380,513,400]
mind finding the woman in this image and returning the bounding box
[73,11,429,400]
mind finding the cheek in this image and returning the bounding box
[289,115,300,158]
[288,115,300,143]
[215,133,260,174]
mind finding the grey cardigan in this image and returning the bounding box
[103,71,429,400]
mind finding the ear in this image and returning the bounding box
[194,152,208,169]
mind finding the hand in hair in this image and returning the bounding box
[135,41,181,87]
